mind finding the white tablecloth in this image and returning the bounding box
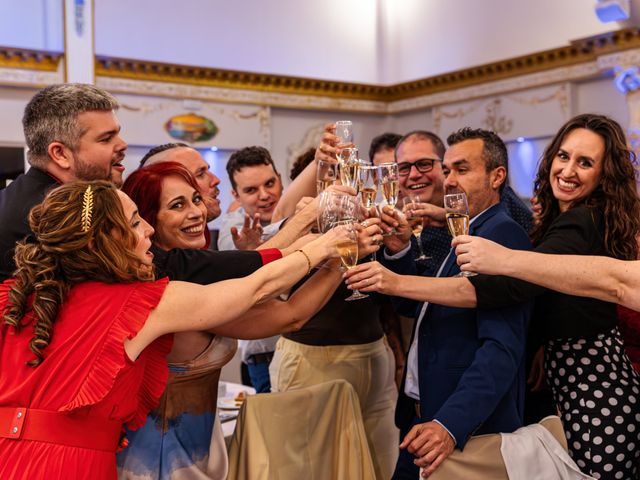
[218,381,255,441]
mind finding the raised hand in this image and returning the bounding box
[356,217,383,259]
[403,201,446,228]
[379,205,413,254]
[314,124,342,163]
[231,212,263,250]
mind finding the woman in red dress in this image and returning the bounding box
[0,180,345,480]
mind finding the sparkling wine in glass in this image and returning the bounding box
[316,159,338,194]
[402,196,429,262]
[339,159,361,190]
[334,221,368,301]
[359,164,379,209]
[444,192,475,277]
[379,162,400,234]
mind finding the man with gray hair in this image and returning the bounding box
[0,83,127,280]
[139,142,221,222]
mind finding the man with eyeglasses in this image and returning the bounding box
[373,128,534,479]
[380,130,532,277]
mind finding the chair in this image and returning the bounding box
[428,415,580,480]
[227,379,376,480]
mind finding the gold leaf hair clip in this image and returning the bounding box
[81,186,94,232]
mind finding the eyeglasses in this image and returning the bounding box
[397,158,439,176]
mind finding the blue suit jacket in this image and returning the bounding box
[390,203,533,449]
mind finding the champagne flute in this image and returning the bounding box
[335,120,354,146]
[316,159,338,194]
[359,166,381,261]
[336,193,359,222]
[339,157,361,190]
[359,164,379,210]
[402,195,429,262]
[443,192,475,277]
[317,191,358,233]
[334,220,369,301]
[379,162,400,234]
[337,147,358,165]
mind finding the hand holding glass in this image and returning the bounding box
[444,192,475,277]
[379,163,400,234]
[402,195,429,262]
[334,220,368,301]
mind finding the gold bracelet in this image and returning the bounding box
[296,249,312,276]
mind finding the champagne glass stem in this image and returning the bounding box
[414,234,429,261]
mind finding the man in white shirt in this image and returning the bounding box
[218,146,284,392]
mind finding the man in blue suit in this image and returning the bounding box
[380,128,532,478]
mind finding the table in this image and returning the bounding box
[218,381,255,442]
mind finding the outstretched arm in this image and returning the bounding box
[344,261,477,308]
[212,260,342,338]
[454,235,639,310]
[261,185,357,253]
[126,228,344,359]
[223,220,382,337]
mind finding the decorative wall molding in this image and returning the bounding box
[0,47,62,71]
[0,66,63,87]
[432,84,571,142]
[388,62,598,113]
[2,27,640,112]
[95,76,389,113]
[95,56,387,102]
[286,124,325,176]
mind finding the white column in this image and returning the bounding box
[63,0,94,83]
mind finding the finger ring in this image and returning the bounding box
[361,220,369,228]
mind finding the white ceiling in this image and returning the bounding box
[0,0,633,84]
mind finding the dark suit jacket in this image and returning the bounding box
[0,168,59,281]
[0,168,264,284]
[391,203,533,449]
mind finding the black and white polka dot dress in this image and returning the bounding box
[545,328,640,479]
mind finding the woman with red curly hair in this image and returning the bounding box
[0,180,350,479]
[117,162,361,480]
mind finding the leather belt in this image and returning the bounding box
[247,352,274,365]
[0,407,122,452]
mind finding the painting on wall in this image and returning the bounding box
[164,113,218,143]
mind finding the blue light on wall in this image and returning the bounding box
[506,137,548,199]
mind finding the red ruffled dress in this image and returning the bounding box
[0,278,172,480]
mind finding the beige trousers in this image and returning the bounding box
[269,336,399,480]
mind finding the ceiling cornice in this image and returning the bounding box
[0,47,62,71]
[2,27,640,108]
[94,27,640,102]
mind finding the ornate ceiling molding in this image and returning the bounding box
[0,47,62,71]
[3,27,640,112]
[95,56,387,102]
[388,62,600,113]
[95,76,389,113]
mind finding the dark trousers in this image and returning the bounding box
[392,415,421,480]
[247,359,272,393]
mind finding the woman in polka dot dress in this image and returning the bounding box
[458,114,640,478]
